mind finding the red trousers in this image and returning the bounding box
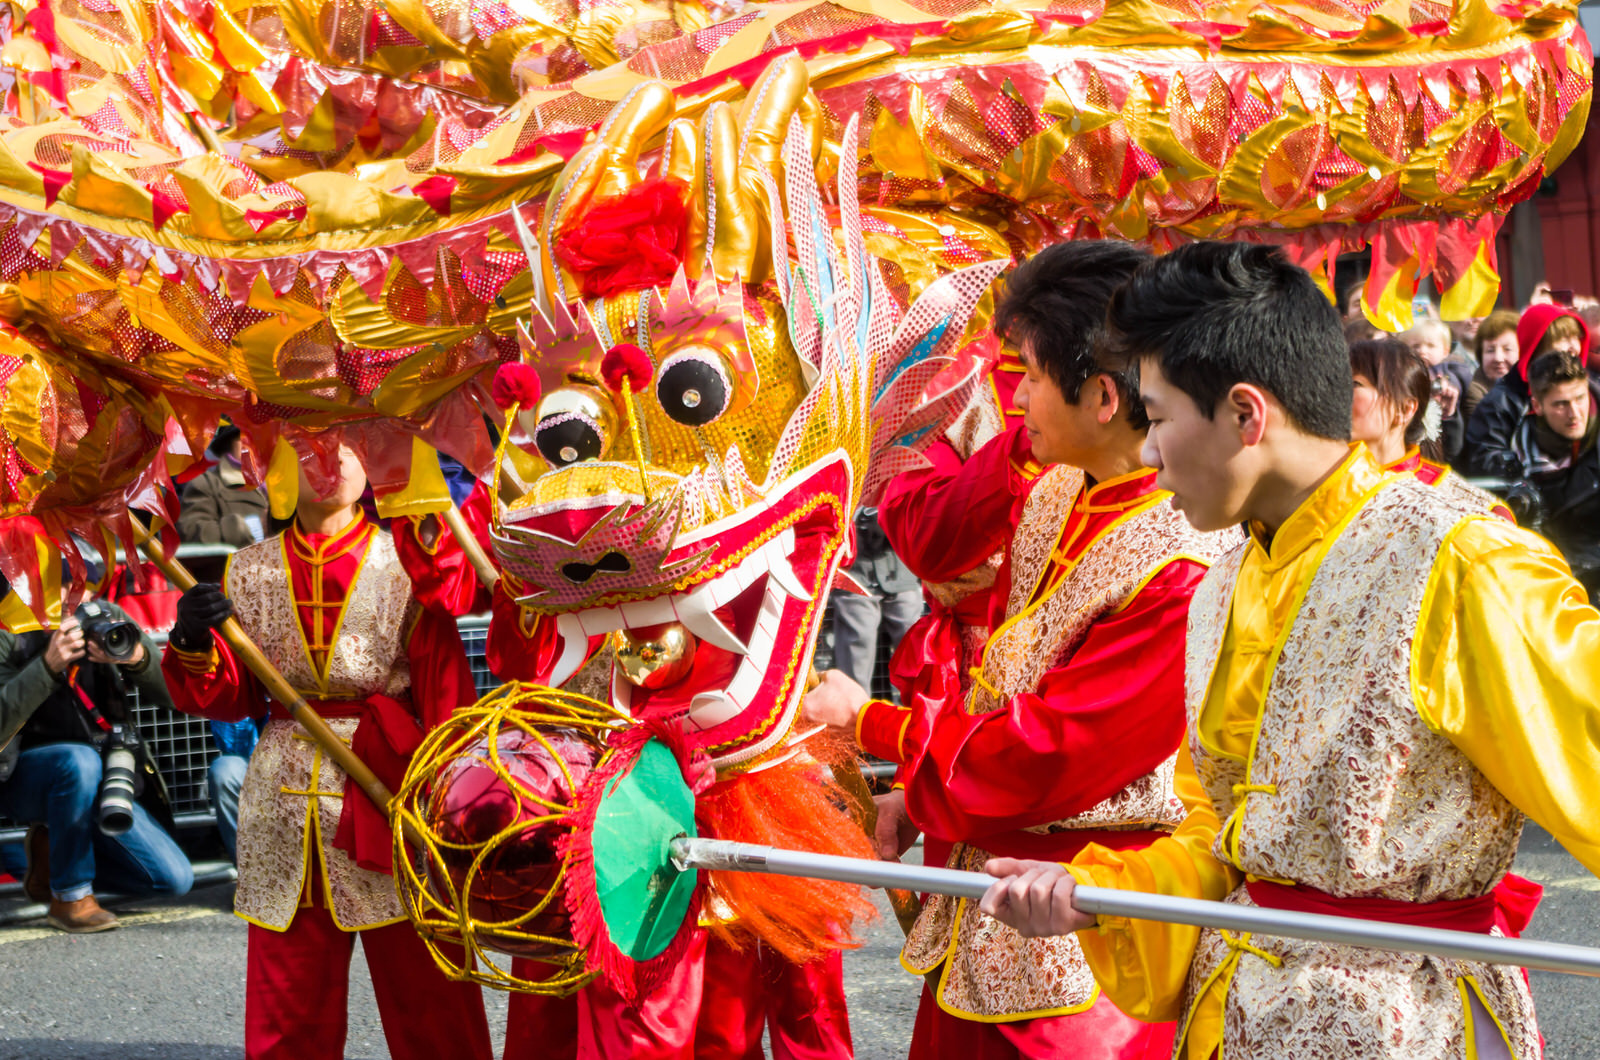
[909,985,1175,1060]
[244,887,493,1060]
[506,933,852,1060]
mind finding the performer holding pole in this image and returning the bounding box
[805,241,1240,1060]
[160,439,493,1060]
[977,242,1600,1060]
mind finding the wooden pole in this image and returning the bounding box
[133,525,398,819]
[440,506,499,590]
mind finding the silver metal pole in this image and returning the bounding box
[669,837,1600,978]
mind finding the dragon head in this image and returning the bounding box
[488,56,1002,770]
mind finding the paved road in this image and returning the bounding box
[0,825,1594,1059]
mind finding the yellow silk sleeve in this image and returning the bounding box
[1414,517,1600,877]
[1064,742,1242,1022]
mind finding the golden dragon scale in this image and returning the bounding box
[0,0,1589,603]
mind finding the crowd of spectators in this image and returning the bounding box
[0,420,268,931]
[1345,283,1600,599]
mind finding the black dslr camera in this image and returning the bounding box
[73,600,141,663]
[71,601,146,834]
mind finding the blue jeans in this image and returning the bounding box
[0,742,193,902]
[209,754,248,861]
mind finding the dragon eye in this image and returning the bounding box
[655,348,731,427]
[536,412,603,467]
[531,388,612,468]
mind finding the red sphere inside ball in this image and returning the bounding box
[426,726,600,957]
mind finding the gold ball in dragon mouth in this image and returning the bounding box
[612,622,697,690]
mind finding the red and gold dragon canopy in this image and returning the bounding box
[0,0,1588,610]
[0,0,1586,989]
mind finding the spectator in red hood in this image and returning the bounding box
[1462,302,1591,477]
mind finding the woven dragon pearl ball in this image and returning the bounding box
[425,726,599,956]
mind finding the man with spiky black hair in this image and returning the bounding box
[981,241,1600,1060]
[806,240,1240,1060]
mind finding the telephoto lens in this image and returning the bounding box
[97,733,140,836]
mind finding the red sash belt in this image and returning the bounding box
[1245,874,1543,938]
[269,693,422,876]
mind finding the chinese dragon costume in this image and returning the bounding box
[0,0,1591,1001]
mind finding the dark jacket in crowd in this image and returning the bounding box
[0,601,172,790]
[1496,395,1600,595]
[1464,305,1592,477]
[178,461,269,548]
[1463,366,1497,424]
[849,507,920,595]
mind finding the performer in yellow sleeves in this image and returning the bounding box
[980,241,1600,1060]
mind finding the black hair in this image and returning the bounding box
[992,240,1154,429]
[1528,350,1587,397]
[1348,338,1440,460]
[1103,242,1352,440]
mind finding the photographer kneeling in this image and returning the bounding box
[0,582,193,933]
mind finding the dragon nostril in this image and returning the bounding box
[595,551,631,573]
[559,550,634,584]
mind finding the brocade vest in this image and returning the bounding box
[902,465,1237,1021]
[224,529,419,932]
[1179,475,1536,1060]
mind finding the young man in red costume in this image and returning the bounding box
[805,240,1239,1060]
[162,441,494,1060]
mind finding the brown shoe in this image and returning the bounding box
[22,824,49,905]
[46,895,118,934]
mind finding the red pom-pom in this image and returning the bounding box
[492,362,542,411]
[601,344,653,394]
[553,178,689,299]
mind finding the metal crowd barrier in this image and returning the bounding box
[1,544,903,844]
[0,612,496,844]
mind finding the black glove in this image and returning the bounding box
[172,583,233,652]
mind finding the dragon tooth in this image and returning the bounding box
[767,551,810,601]
[725,657,765,706]
[619,597,676,628]
[675,589,750,655]
[576,606,625,637]
[686,691,743,730]
[549,613,589,687]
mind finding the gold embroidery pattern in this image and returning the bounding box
[1183,478,1535,1059]
[1435,469,1514,518]
[1182,886,1537,1060]
[227,530,416,700]
[234,718,405,931]
[225,528,420,931]
[904,843,1100,1020]
[945,379,1007,462]
[925,554,1001,610]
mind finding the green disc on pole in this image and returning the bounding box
[592,738,699,961]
